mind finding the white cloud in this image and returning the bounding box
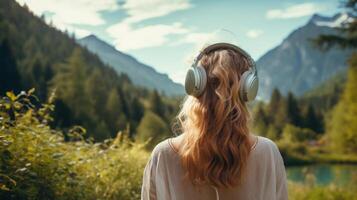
[266,3,323,19]
[16,0,118,25]
[120,0,192,24]
[15,0,118,37]
[107,0,199,50]
[107,22,189,50]
[246,29,263,38]
[170,32,211,47]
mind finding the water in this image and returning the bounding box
[286,164,357,186]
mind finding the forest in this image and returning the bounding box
[0,0,356,199]
[0,0,179,144]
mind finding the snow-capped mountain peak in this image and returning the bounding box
[311,13,354,28]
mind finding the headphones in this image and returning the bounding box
[184,43,259,102]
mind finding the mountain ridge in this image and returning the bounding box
[256,12,353,101]
[78,35,184,96]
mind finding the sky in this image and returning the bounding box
[15,0,342,84]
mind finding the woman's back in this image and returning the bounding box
[141,135,288,200]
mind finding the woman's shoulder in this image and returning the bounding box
[255,136,281,155]
[151,136,179,158]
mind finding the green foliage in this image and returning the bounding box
[0,39,21,95]
[302,104,324,133]
[149,90,165,118]
[288,182,357,200]
[0,0,182,142]
[0,90,149,199]
[328,53,357,153]
[281,124,317,143]
[136,111,170,150]
[254,88,319,141]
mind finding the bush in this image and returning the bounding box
[0,90,149,199]
[281,124,317,143]
[288,182,357,200]
[135,111,170,150]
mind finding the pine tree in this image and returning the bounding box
[303,104,323,133]
[253,104,268,136]
[149,90,166,118]
[268,88,282,114]
[268,88,286,130]
[286,92,301,126]
[106,88,127,136]
[0,39,21,94]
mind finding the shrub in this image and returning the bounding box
[0,90,149,199]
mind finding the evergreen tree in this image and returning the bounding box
[286,92,302,126]
[106,88,127,136]
[303,104,323,133]
[268,88,282,114]
[149,90,166,118]
[253,104,268,136]
[52,48,90,118]
[0,39,21,94]
[85,69,109,117]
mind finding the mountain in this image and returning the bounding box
[257,13,354,101]
[78,35,184,96]
[0,0,176,141]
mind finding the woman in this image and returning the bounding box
[141,42,288,200]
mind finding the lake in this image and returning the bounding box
[286,164,357,186]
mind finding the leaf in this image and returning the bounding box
[5,104,11,110]
[6,91,16,101]
[0,183,10,191]
[0,174,16,187]
[28,88,35,95]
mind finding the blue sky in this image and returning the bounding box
[16,0,341,84]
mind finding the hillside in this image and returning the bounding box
[257,13,353,100]
[0,0,176,141]
[78,35,184,96]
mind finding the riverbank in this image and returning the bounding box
[278,142,357,166]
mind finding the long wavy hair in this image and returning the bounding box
[175,49,252,189]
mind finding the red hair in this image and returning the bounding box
[176,49,252,188]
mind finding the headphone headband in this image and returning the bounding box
[186,42,259,101]
[192,43,257,75]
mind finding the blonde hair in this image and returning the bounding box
[176,49,252,188]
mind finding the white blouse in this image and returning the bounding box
[141,136,288,200]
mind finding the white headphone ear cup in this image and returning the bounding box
[239,70,259,102]
[184,66,207,97]
[246,74,258,101]
[195,66,207,96]
[185,68,196,95]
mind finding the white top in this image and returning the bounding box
[141,136,288,200]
